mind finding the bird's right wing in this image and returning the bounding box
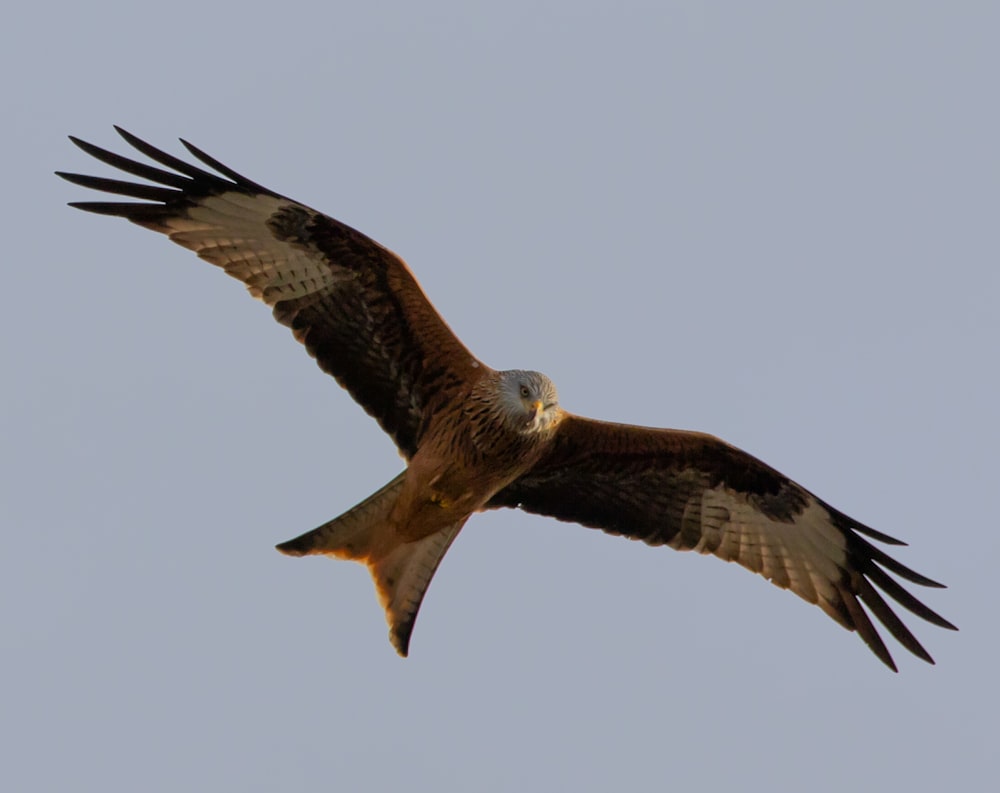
[58,128,486,459]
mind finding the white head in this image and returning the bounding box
[496,369,561,434]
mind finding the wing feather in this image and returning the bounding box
[58,128,485,457]
[489,415,956,670]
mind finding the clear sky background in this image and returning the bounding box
[3,2,997,791]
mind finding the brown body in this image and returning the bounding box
[277,366,565,653]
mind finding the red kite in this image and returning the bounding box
[58,128,955,670]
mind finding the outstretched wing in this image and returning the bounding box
[489,415,956,671]
[57,128,484,458]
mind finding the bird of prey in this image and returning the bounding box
[58,128,955,671]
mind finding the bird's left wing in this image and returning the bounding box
[488,415,956,671]
[57,128,484,459]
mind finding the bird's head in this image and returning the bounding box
[497,370,562,435]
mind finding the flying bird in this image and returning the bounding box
[58,128,955,671]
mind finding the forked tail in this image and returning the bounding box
[276,472,467,656]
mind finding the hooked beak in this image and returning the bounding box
[528,399,544,423]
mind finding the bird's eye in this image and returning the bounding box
[519,385,531,399]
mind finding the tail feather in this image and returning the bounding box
[275,473,405,559]
[275,472,466,656]
[372,519,467,656]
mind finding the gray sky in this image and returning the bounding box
[4,2,996,791]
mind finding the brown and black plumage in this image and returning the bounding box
[58,128,956,670]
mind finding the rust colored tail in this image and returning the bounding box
[276,472,466,656]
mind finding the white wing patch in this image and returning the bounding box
[681,487,848,608]
[161,193,342,305]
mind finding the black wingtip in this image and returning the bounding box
[67,133,95,149]
[114,125,142,146]
[178,136,278,195]
[852,521,908,546]
[64,201,131,216]
[67,135,108,158]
